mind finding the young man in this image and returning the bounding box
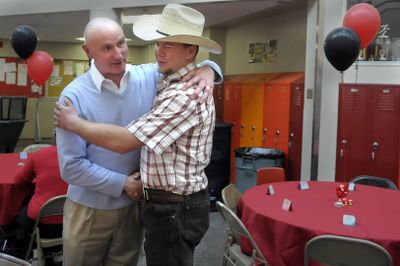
[56,16,221,266]
[55,4,222,266]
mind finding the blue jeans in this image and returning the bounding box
[141,189,210,266]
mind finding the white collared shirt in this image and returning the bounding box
[89,59,131,94]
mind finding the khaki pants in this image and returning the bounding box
[63,199,143,266]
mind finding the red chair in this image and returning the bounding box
[256,167,285,185]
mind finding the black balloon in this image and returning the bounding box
[324,27,360,72]
[11,25,38,59]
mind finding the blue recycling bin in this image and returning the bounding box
[235,147,284,192]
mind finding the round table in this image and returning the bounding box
[238,181,400,266]
[0,153,34,225]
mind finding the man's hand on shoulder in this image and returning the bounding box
[181,66,214,103]
[54,97,81,132]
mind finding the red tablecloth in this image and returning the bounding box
[0,153,34,225]
[238,181,400,266]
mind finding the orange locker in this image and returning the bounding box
[240,74,280,147]
[223,75,241,183]
[223,73,280,183]
[213,83,224,122]
[262,72,304,156]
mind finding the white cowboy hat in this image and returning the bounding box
[132,3,222,54]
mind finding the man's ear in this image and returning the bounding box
[187,45,198,61]
[82,44,90,58]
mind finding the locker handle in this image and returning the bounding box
[262,128,267,143]
[340,148,344,159]
[372,142,379,150]
[371,151,375,161]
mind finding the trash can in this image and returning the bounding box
[235,147,284,192]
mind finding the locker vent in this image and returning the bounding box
[293,89,302,106]
[344,94,360,110]
[279,87,289,106]
[376,93,395,111]
[265,87,273,105]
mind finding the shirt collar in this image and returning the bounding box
[89,59,130,93]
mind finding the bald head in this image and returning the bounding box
[84,18,123,46]
[81,17,128,85]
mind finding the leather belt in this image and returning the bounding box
[144,188,207,203]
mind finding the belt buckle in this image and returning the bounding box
[144,189,149,201]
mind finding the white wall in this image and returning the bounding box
[0,38,151,64]
[225,7,307,75]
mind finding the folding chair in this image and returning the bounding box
[304,234,393,266]
[25,195,66,266]
[221,184,242,211]
[0,252,31,266]
[256,167,285,185]
[216,201,268,266]
[21,144,52,154]
[350,175,397,191]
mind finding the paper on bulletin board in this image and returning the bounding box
[31,82,43,94]
[6,72,16,84]
[17,63,28,86]
[50,76,62,86]
[51,65,60,77]
[63,60,73,75]
[5,62,16,72]
[0,58,5,81]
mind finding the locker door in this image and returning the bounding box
[223,82,241,148]
[367,85,400,184]
[288,79,304,181]
[240,83,264,147]
[263,84,275,147]
[213,84,224,122]
[335,85,369,182]
[272,84,291,154]
[223,82,241,183]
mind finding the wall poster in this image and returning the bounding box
[248,40,277,63]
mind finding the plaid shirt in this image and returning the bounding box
[127,63,215,195]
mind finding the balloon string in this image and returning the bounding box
[340,72,344,83]
[354,60,359,85]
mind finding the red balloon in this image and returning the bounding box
[27,51,54,85]
[343,3,381,48]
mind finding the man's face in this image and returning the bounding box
[154,42,195,75]
[84,24,128,80]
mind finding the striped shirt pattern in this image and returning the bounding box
[127,63,216,195]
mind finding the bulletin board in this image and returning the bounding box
[0,57,42,98]
[48,59,90,97]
